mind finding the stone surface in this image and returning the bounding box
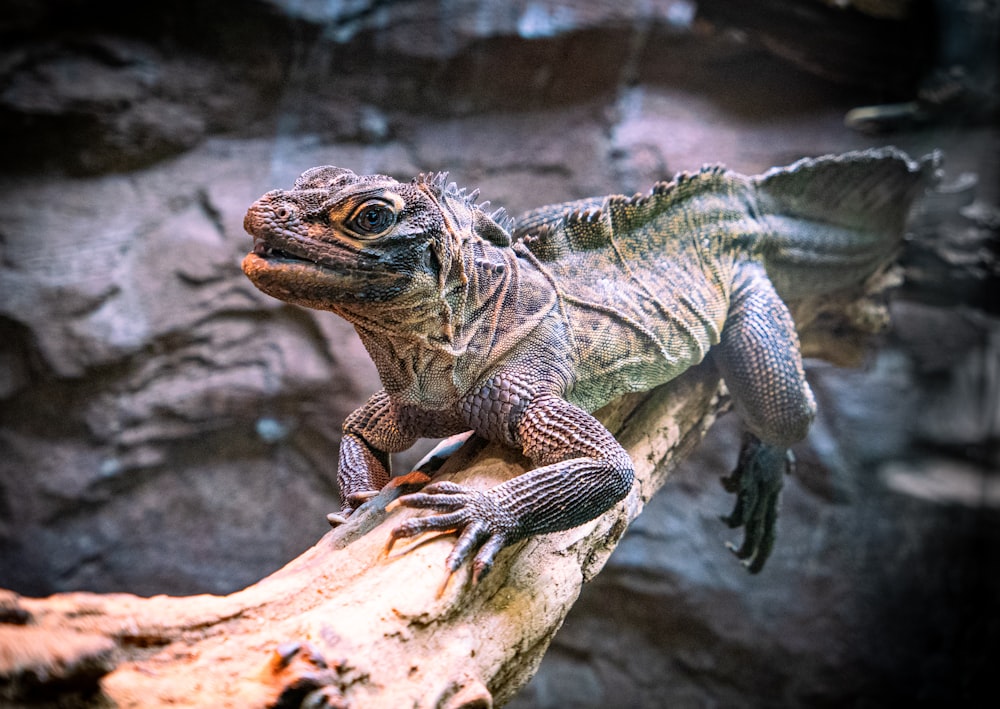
[0,0,997,705]
[0,138,410,594]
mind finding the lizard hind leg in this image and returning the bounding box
[715,263,817,572]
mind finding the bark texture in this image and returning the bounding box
[2,362,725,708]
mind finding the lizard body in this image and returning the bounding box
[242,148,936,577]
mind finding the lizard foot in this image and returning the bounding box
[327,472,432,527]
[390,481,515,583]
[719,437,792,573]
[326,491,379,527]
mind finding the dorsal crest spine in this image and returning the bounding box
[415,172,505,227]
[563,207,614,251]
[515,166,741,261]
[518,224,567,261]
[517,206,614,261]
[607,164,735,233]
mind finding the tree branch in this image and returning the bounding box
[1,360,726,708]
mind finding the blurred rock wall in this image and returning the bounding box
[1,0,997,705]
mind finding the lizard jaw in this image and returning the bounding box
[242,247,353,296]
[241,249,410,308]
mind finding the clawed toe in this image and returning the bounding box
[386,483,513,582]
[419,480,466,495]
[326,512,350,527]
[348,490,381,506]
[720,440,789,573]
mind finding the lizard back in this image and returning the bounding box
[509,148,937,412]
[513,167,769,412]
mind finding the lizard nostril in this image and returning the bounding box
[274,205,293,219]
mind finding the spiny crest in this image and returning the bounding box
[515,165,740,261]
[414,171,480,208]
[519,207,614,261]
[413,172,515,234]
[489,207,515,232]
[650,163,727,196]
[475,200,515,233]
[517,224,563,261]
[414,171,449,191]
[607,164,736,233]
[564,207,614,250]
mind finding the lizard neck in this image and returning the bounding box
[341,294,463,409]
[338,239,527,409]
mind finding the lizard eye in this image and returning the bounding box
[347,200,396,237]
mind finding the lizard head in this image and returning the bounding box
[242,166,511,321]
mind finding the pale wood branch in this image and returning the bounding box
[1,362,726,709]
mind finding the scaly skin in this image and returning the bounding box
[242,149,936,578]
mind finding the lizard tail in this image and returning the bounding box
[753,147,940,300]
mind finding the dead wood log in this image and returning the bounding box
[0,361,723,709]
[0,268,896,709]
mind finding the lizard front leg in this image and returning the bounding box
[335,390,465,520]
[392,387,635,582]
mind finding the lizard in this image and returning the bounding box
[242,147,936,579]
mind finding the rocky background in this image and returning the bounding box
[1,0,997,706]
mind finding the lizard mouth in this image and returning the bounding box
[243,227,356,286]
[248,231,360,272]
[252,239,312,264]
[242,236,409,307]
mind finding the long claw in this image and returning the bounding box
[385,482,514,581]
[470,535,507,583]
[383,519,459,558]
[720,438,789,573]
[392,510,465,539]
[327,512,350,527]
[436,567,461,598]
[445,521,490,572]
